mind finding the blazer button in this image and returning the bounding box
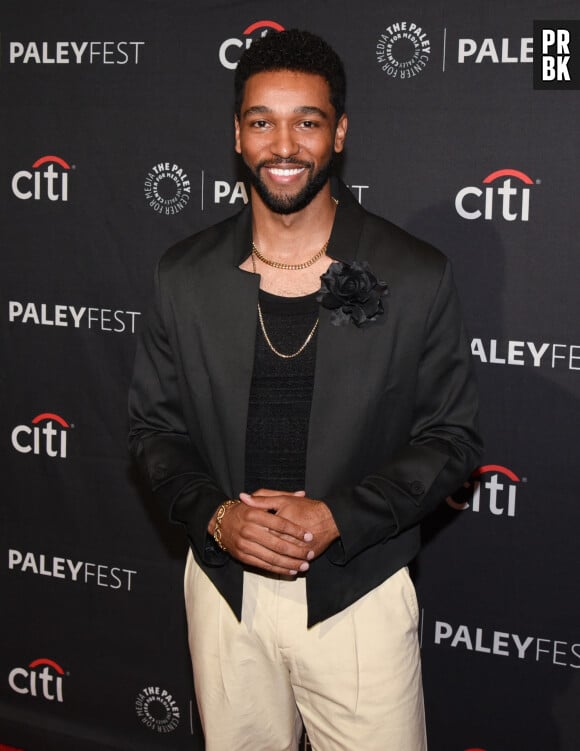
[152,464,167,481]
[410,480,425,496]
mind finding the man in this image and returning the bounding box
[129,29,481,751]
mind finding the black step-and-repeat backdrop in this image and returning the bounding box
[2,2,579,750]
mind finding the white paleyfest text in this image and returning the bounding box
[457,37,533,64]
[433,619,580,669]
[9,41,144,65]
[471,338,580,371]
[9,301,140,334]
[8,549,137,591]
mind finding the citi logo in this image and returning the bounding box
[11,412,71,458]
[12,155,72,202]
[447,464,524,517]
[8,658,66,702]
[219,20,285,70]
[455,168,535,222]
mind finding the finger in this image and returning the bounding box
[269,529,316,549]
[245,488,288,497]
[239,492,283,510]
[240,489,305,503]
[238,548,310,576]
[258,509,314,543]
[240,493,291,510]
[240,503,315,544]
[232,506,309,542]
[236,519,314,559]
[234,525,310,562]
[239,493,262,508]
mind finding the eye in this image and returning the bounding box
[251,119,269,129]
[300,120,318,129]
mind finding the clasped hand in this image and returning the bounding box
[211,489,339,576]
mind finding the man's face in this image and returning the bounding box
[234,70,348,214]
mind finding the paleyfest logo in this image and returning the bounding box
[219,20,285,69]
[8,40,144,65]
[12,155,72,202]
[376,21,431,79]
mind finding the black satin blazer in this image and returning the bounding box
[129,180,482,626]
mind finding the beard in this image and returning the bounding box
[247,155,334,215]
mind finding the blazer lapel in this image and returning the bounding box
[193,207,259,495]
[306,182,385,496]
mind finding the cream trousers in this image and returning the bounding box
[184,550,427,751]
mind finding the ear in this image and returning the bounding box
[234,114,241,154]
[333,113,348,154]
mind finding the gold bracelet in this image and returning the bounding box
[213,500,240,551]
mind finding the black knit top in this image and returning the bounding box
[244,289,319,493]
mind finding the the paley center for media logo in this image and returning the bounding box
[135,686,180,733]
[375,20,431,79]
[144,161,191,215]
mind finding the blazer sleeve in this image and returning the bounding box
[128,263,229,565]
[323,260,483,565]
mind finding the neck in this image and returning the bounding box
[251,182,337,260]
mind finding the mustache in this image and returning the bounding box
[257,158,313,170]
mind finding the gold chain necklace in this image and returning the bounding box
[251,196,338,271]
[252,239,328,270]
[251,252,319,360]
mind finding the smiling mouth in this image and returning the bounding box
[267,166,305,177]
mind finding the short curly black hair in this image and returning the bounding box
[234,29,346,119]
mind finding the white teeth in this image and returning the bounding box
[268,167,304,176]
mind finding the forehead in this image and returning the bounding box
[240,70,333,114]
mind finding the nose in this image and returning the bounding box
[271,124,299,158]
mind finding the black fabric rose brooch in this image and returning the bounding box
[317,260,389,328]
